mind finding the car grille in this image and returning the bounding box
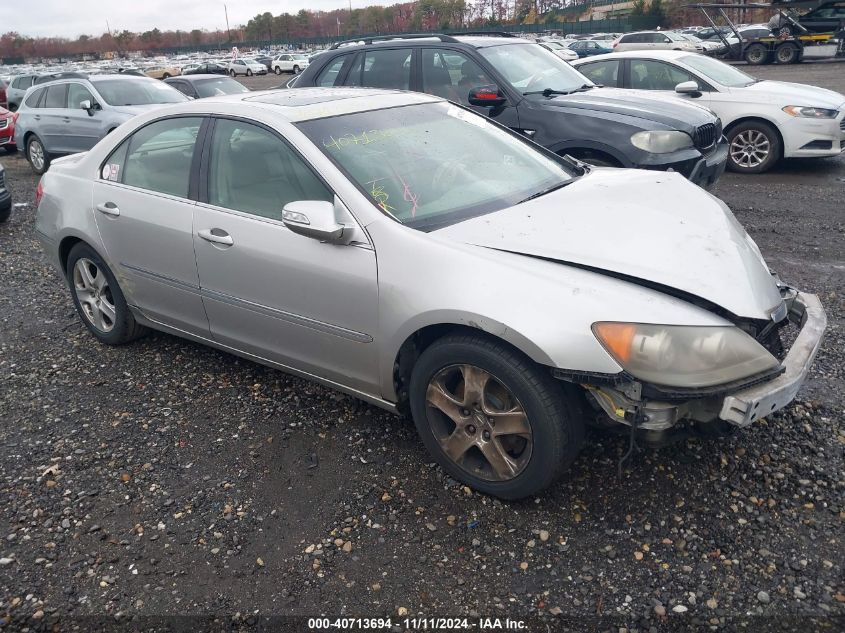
[693,121,721,153]
[0,119,8,130]
[840,116,845,132]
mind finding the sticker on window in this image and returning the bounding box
[102,164,120,181]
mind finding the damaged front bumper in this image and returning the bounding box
[579,292,826,432]
[719,292,826,426]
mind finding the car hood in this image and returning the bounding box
[535,87,716,130]
[734,80,845,108]
[434,169,782,320]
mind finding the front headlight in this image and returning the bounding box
[592,323,779,388]
[782,105,839,119]
[630,130,694,154]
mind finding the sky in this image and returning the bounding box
[7,0,362,38]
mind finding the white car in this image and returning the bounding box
[613,31,700,52]
[538,41,579,62]
[573,51,845,173]
[271,53,310,75]
[227,58,267,77]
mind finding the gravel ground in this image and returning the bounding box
[0,61,843,632]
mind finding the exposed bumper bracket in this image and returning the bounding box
[719,292,826,427]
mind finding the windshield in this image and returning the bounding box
[478,43,594,94]
[297,102,574,230]
[666,32,686,41]
[544,42,563,49]
[681,55,756,87]
[195,78,249,98]
[95,78,188,106]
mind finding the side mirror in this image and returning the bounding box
[282,200,350,244]
[80,99,96,116]
[468,85,507,107]
[675,81,702,98]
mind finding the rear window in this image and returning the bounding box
[24,88,45,108]
[13,76,35,89]
[94,78,188,106]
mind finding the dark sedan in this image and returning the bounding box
[183,62,229,76]
[164,75,249,99]
[568,40,614,57]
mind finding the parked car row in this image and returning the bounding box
[7,32,843,181]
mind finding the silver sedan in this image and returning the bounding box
[35,88,825,499]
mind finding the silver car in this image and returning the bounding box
[34,88,826,499]
[13,74,188,174]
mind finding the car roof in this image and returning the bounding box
[170,74,230,82]
[178,87,440,123]
[327,35,530,53]
[572,50,696,63]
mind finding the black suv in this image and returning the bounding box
[293,34,728,188]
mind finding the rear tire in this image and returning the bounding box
[162,73,171,79]
[409,333,584,499]
[26,134,50,175]
[274,66,281,75]
[229,69,236,77]
[744,43,770,65]
[0,204,10,223]
[66,243,148,345]
[775,43,799,64]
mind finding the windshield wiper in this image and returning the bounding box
[518,180,572,204]
[522,84,594,97]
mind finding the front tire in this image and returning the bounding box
[727,120,781,174]
[409,333,584,499]
[246,69,253,76]
[26,134,50,175]
[66,243,148,345]
[293,65,301,74]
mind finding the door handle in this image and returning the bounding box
[63,117,71,123]
[197,228,234,246]
[33,115,41,120]
[96,202,120,216]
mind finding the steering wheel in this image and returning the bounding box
[524,68,557,93]
[432,155,473,190]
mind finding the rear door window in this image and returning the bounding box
[44,84,68,109]
[345,48,412,90]
[117,117,204,198]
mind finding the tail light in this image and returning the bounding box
[35,179,44,207]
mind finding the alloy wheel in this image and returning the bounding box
[730,130,770,169]
[425,364,533,482]
[28,140,45,171]
[73,258,116,332]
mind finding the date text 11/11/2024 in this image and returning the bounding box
[307,617,528,630]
